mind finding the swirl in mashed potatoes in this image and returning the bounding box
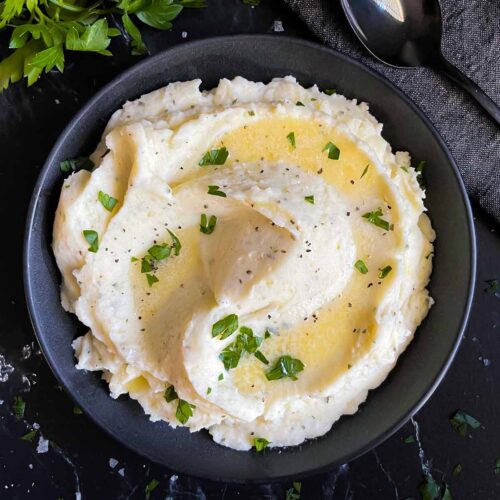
[53,76,434,450]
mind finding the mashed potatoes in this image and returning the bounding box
[52,76,434,450]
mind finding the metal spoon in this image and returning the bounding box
[340,0,500,125]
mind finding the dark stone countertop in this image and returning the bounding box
[1,1,499,498]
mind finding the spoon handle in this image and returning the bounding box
[435,56,500,126]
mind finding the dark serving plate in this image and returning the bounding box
[23,35,476,483]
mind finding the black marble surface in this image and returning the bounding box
[1,1,499,498]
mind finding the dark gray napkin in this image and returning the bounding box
[284,0,500,223]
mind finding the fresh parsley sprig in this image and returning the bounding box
[0,0,206,91]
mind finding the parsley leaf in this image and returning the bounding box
[20,429,38,442]
[485,279,499,296]
[60,156,94,173]
[144,479,159,500]
[295,101,304,106]
[83,230,99,252]
[324,88,336,95]
[207,185,226,197]
[287,132,296,148]
[354,259,368,274]
[418,475,440,500]
[253,437,269,452]
[403,435,415,444]
[148,244,171,261]
[494,458,500,475]
[362,208,393,231]
[285,481,302,500]
[200,214,217,234]
[98,190,118,212]
[13,395,25,420]
[322,141,340,160]
[452,463,462,476]
[212,314,239,339]
[305,195,314,204]
[146,273,159,287]
[199,147,229,166]
[121,12,148,55]
[164,385,178,402]
[378,265,392,279]
[137,0,184,30]
[416,160,426,189]
[254,350,269,365]
[176,399,195,424]
[266,355,304,381]
[449,410,481,437]
[66,19,112,54]
[167,229,181,256]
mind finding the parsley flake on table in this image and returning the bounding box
[322,141,340,160]
[253,437,269,452]
[73,406,83,415]
[266,355,304,381]
[83,230,99,252]
[485,279,499,296]
[418,475,440,500]
[449,409,481,437]
[354,259,368,274]
[200,214,217,234]
[144,478,159,500]
[362,208,393,231]
[403,435,415,444]
[12,395,25,420]
[199,147,229,166]
[285,481,302,500]
[207,185,227,197]
[212,314,239,339]
[287,131,296,148]
[452,463,462,476]
[98,190,118,212]
[20,429,38,442]
[494,458,500,475]
[304,195,314,204]
[60,156,94,174]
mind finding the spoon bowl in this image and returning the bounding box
[340,0,500,125]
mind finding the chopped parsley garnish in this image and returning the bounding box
[442,484,452,500]
[219,326,264,370]
[13,395,25,420]
[449,410,481,437]
[83,230,99,252]
[403,435,415,444]
[324,88,336,95]
[494,458,500,475]
[212,314,239,339]
[296,101,305,106]
[20,429,38,442]
[164,385,178,402]
[141,257,153,273]
[148,244,171,261]
[285,481,302,500]
[362,208,393,231]
[264,330,272,339]
[322,141,340,160]
[354,259,368,274]
[207,185,227,197]
[360,164,369,179]
[254,350,269,365]
[452,463,462,476]
[206,387,212,395]
[146,274,159,287]
[287,132,296,148]
[98,190,118,212]
[167,229,181,256]
[200,214,217,234]
[60,156,94,174]
[248,110,255,116]
[416,160,426,189]
[199,147,229,166]
[176,399,195,424]
[266,355,304,381]
[400,165,409,173]
[418,475,439,500]
[305,195,314,204]
[131,256,139,262]
[378,265,393,279]
[144,479,159,500]
[218,373,224,381]
[485,279,499,296]
[253,437,269,452]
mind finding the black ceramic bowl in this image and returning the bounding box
[24,35,475,482]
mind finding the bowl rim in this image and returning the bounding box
[23,34,476,483]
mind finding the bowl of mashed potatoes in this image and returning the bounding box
[24,36,475,481]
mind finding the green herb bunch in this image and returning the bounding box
[0,0,205,91]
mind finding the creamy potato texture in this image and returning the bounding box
[53,77,434,450]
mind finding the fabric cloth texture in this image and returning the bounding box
[283,0,500,223]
